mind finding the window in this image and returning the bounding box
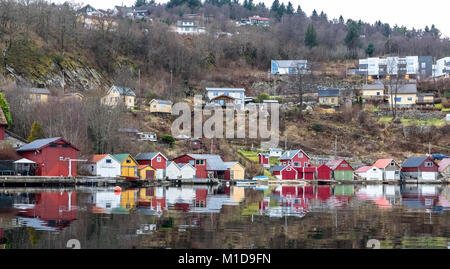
[341,164,348,167]
[106,159,112,164]
[195,159,204,165]
[424,162,433,167]
[390,162,395,167]
[293,162,301,167]
[331,98,335,102]
[286,168,291,171]
[395,97,402,102]
[377,92,380,96]
[298,153,303,158]
[126,159,131,163]
[157,157,161,162]
[49,143,58,148]
[129,98,132,103]
[407,97,412,101]
[214,91,218,96]
[153,104,157,108]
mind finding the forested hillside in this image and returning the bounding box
[1,0,450,97]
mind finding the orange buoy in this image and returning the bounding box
[114,186,122,194]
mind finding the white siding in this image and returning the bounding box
[166,163,181,179]
[95,155,121,177]
[180,165,196,179]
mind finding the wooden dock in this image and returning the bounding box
[0,176,128,187]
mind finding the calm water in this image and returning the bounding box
[0,184,449,249]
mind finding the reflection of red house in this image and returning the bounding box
[195,189,208,207]
[17,137,79,177]
[175,203,190,212]
[19,192,77,229]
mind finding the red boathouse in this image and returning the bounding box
[17,137,79,177]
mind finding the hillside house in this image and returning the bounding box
[373,158,401,181]
[258,153,270,168]
[249,16,269,25]
[401,156,439,180]
[112,154,138,179]
[433,57,450,78]
[149,99,173,113]
[188,138,202,150]
[387,84,417,106]
[269,148,283,157]
[326,159,354,181]
[279,149,310,168]
[355,166,383,181]
[271,60,308,75]
[102,85,136,109]
[17,137,79,177]
[416,93,435,105]
[25,88,50,103]
[205,88,245,109]
[78,4,103,16]
[63,92,84,101]
[318,89,340,107]
[175,14,206,35]
[361,83,385,101]
[84,154,121,178]
[135,152,167,180]
[2,130,27,149]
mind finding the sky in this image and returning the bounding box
[54,0,450,38]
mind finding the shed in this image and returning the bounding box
[326,159,354,181]
[401,156,439,180]
[355,166,383,181]
[138,165,155,180]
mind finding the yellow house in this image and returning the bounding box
[138,165,155,180]
[120,189,137,211]
[416,93,434,105]
[26,88,50,103]
[318,89,340,106]
[362,83,385,99]
[63,92,84,101]
[387,84,417,106]
[224,162,245,180]
[149,99,173,113]
[102,85,136,109]
[112,154,138,178]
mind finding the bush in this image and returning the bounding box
[255,93,270,103]
[311,123,323,132]
[161,134,175,146]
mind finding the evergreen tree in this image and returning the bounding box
[0,93,11,127]
[278,3,286,18]
[311,9,318,19]
[365,43,375,56]
[28,121,44,143]
[339,15,344,24]
[345,20,361,58]
[135,0,147,7]
[270,0,280,13]
[305,24,318,48]
[286,2,294,15]
[319,11,327,21]
[296,5,302,14]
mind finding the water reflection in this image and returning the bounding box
[0,184,449,249]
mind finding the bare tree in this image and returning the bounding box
[384,58,407,120]
[288,61,315,119]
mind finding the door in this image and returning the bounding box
[146,170,155,180]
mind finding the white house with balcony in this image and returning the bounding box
[205,88,245,109]
[175,19,205,35]
[433,57,450,78]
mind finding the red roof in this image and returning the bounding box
[90,154,108,163]
[325,159,352,170]
[373,159,394,169]
[249,16,269,21]
[355,166,374,173]
[439,158,450,172]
